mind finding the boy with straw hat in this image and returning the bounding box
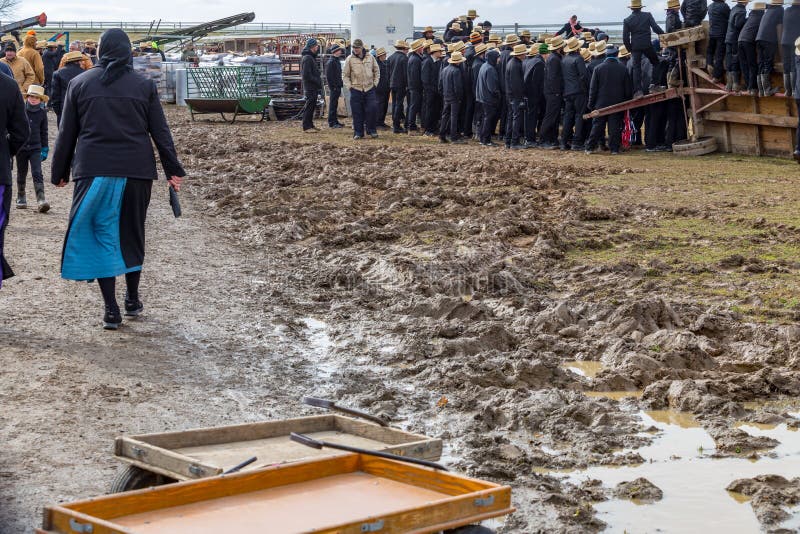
[504,43,527,149]
[15,85,49,212]
[540,36,566,149]
[440,51,467,143]
[724,0,747,92]
[561,36,589,151]
[523,43,547,146]
[623,0,665,98]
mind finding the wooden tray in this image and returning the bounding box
[115,415,442,481]
[39,454,514,534]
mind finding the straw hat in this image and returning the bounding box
[618,44,631,58]
[582,31,595,42]
[410,38,426,52]
[458,15,468,22]
[538,33,551,43]
[451,40,466,53]
[751,1,766,8]
[510,43,528,56]
[592,40,608,56]
[46,41,58,48]
[770,0,783,4]
[487,43,497,49]
[450,22,462,31]
[548,35,566,51]
[564,37,584,52]
[430,43,443,53]
[580,48,592,61]
[394,40,409,49]
[520,29,532,38]
[474,43,488,54]
[504,34,520,45]
[666,0,681,8]
[35,40,47,49]
[629,0,645,8]
[470,31,483,43]
[489,34,501,43]
[24,84,48,102]
[467,9,479,18]
[62,50,83,63]
[376,47,386,57]
[528,45,540,56]
[423,26,434,33]
[448,51,466,64]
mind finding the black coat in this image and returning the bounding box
[666,10,683,33]
[407,51,423,90]
[421,55,437,90]
[434,57,444,95]
[623,11,665,51]
[325,55,343,90]
[795,55,800,94]
[50,63,84,116]
[42,49,60,85]
[388,51,408,90]
[756,4,784,43]
[476,55,501,106]
[739,9,764,43]
[0,73,28,186]
[726,4,748,44]
[21,103,47,151]
[555,21,584,37]
[300,48,322,92]
[589,58,633,110]
[562,51,589,96]
[783,5,800,46]
[51,68,185,184]
[587,56,604,78]
[377,59,389,94]
[523,55,545,101]
[441,63,464,102]
[499,47,513,91]
[544,53,564,96]
[505,56,525,99]
[681,0,708,27]
[471,55,485,93]
[708,0,731,37]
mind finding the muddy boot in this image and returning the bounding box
[761,74,776,97]
[16,189,26,209]
[784,74,793,98]
[725,73,733,92]
[34,184,49,213]
[757,75,765,97]
[732,73,742,92]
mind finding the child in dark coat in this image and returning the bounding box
[17,84,49,213]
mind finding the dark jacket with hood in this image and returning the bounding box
[0,73,29,186]
[388,50,408,89]
[51,29,185,185]
[325,54,343,90]
[739,9,765,43]
[21,102,47,151]
[376,57,389,94]
[708,0,731,37]
[623,10,665,51]
[505,55,525,99]
[42,48,60,84]
[523,54,545,101]
[562,50,589,96]
[544,52,564,95]
[301,47,322,92]
[407,51,423,90]
[666,9,683,33]
[499,45,513,92]
[476,50,501,106]
[471,54,485,93]
[589,57,634,110]
[782,4,800,46]
[756,4,784,43]
[50,62,84,116]
[681,0,709,27]
[421,54,437,91]
[726,3,748,44]
[441,62,464,102]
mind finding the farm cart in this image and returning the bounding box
[185,65,271,122]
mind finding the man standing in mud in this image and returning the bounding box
[300,38,322,132]
[388,40,409,133]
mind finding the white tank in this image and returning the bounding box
[350,0,414,57]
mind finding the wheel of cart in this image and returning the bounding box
[109,464,176,492]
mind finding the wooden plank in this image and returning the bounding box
[582,88,681,120]
[702,110,797,128]
[360,455,493,496]
[334,417,443,460]
[43,507,132,534]
[660,25,707,48]
[117,437,223,480]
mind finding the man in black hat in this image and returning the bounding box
[480,21,493,43]
[623,0,665,98]
[540,38,565,149]
[523,44,547,146]
[325,44,345,128]
[388,40,409,133]
[585,45,633,154]
[300,38,322,132]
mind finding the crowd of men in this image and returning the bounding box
[301,1,800,154]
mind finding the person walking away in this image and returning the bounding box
[388,40,409,133]
[300,38,322,132]
[375,48,390,128]
[1,42,35,93]
[0,66,29,289]
[51,28,185,329]
[476,48,501,146]
[42,41,60,95]
[555,15,586,38]
[504,44,527,149]
[739,2,766,95]
[782,0,800,96]
[19,33,44,86]
[623,0,665,97]
[682,0,709,26]
[794,37,800,159]
[523,44,547,146]
[15,84,49,212]
[407,38,425,132]
[497,34,519,141]
[561,36,590,151]
[585,45,634,154]
[325,43,345,128]
[50,51,86,126]
[541,36,567,149]
[708,0,731,83]
[471,43,487,138]
[756,0,784,95]
[343,39,380,140]
[726,0,748,91]
[440,51,466,143]
[422,43,444,136]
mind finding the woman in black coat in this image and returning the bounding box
[51,28,185,330]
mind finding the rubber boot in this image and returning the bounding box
[34,184,49,214]
[785,73,793,98]
[761,74,776,97]
[732,73,742,92]
[16,183,26,209]
[757,75,765,97]
[725,73,733,92]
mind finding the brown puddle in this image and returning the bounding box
[562,360,604,379]
[584,390,644,401]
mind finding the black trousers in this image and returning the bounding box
[505,98,524,146]
[302,90,317,130]
[391,88,406,129]
[463,93,475,137]
[665,98,687,145]
[524,95,542,143]
[645,101,667,149]
[586,111,624,152]
[631,48,660,93]
[376,90,390,126]
[328,87,342,126]
[440,100,462,141]
[725,43,740,73]
[407,88,422,129]
[473,101,483,136]
[757,40,777,74]
[738,42,758,90]
[0,184,14,283]
[783,44,795,74]
[498,97,508,138]
[480,102,499,144]
[422,88,437,133]
[562,93,587,147]
[15,149,43,190]
[631,107,646,145]
[707,36,726,80]
[541,93,562,144]
[796,99,800,151]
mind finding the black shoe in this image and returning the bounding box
[408,125,419,131]
[369,132,379,138]
[451,138,467,144]
[329,123,344,129]
[124,296,144,317]
[353,135,363,140]
[103,306,123,330]
[540,143,558,150]
[571,145,585,151]
[439,138,449,143]
[510,144,526,150]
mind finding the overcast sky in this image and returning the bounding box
[12,0,669,27]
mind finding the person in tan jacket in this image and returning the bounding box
[342,38,380,140]
[1,42,36,93]
[19,34,44,85]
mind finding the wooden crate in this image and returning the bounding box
[115,414,442,481]
[39,454,514,534]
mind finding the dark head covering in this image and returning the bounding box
[97,28,132,86]
[4,42,16,52]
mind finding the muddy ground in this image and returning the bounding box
[3,107,800,532]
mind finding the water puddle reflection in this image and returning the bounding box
[562,360,604,378]
[584,391,644,401]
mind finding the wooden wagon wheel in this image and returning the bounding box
[672,136,717,157]
[109,465,175,493]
